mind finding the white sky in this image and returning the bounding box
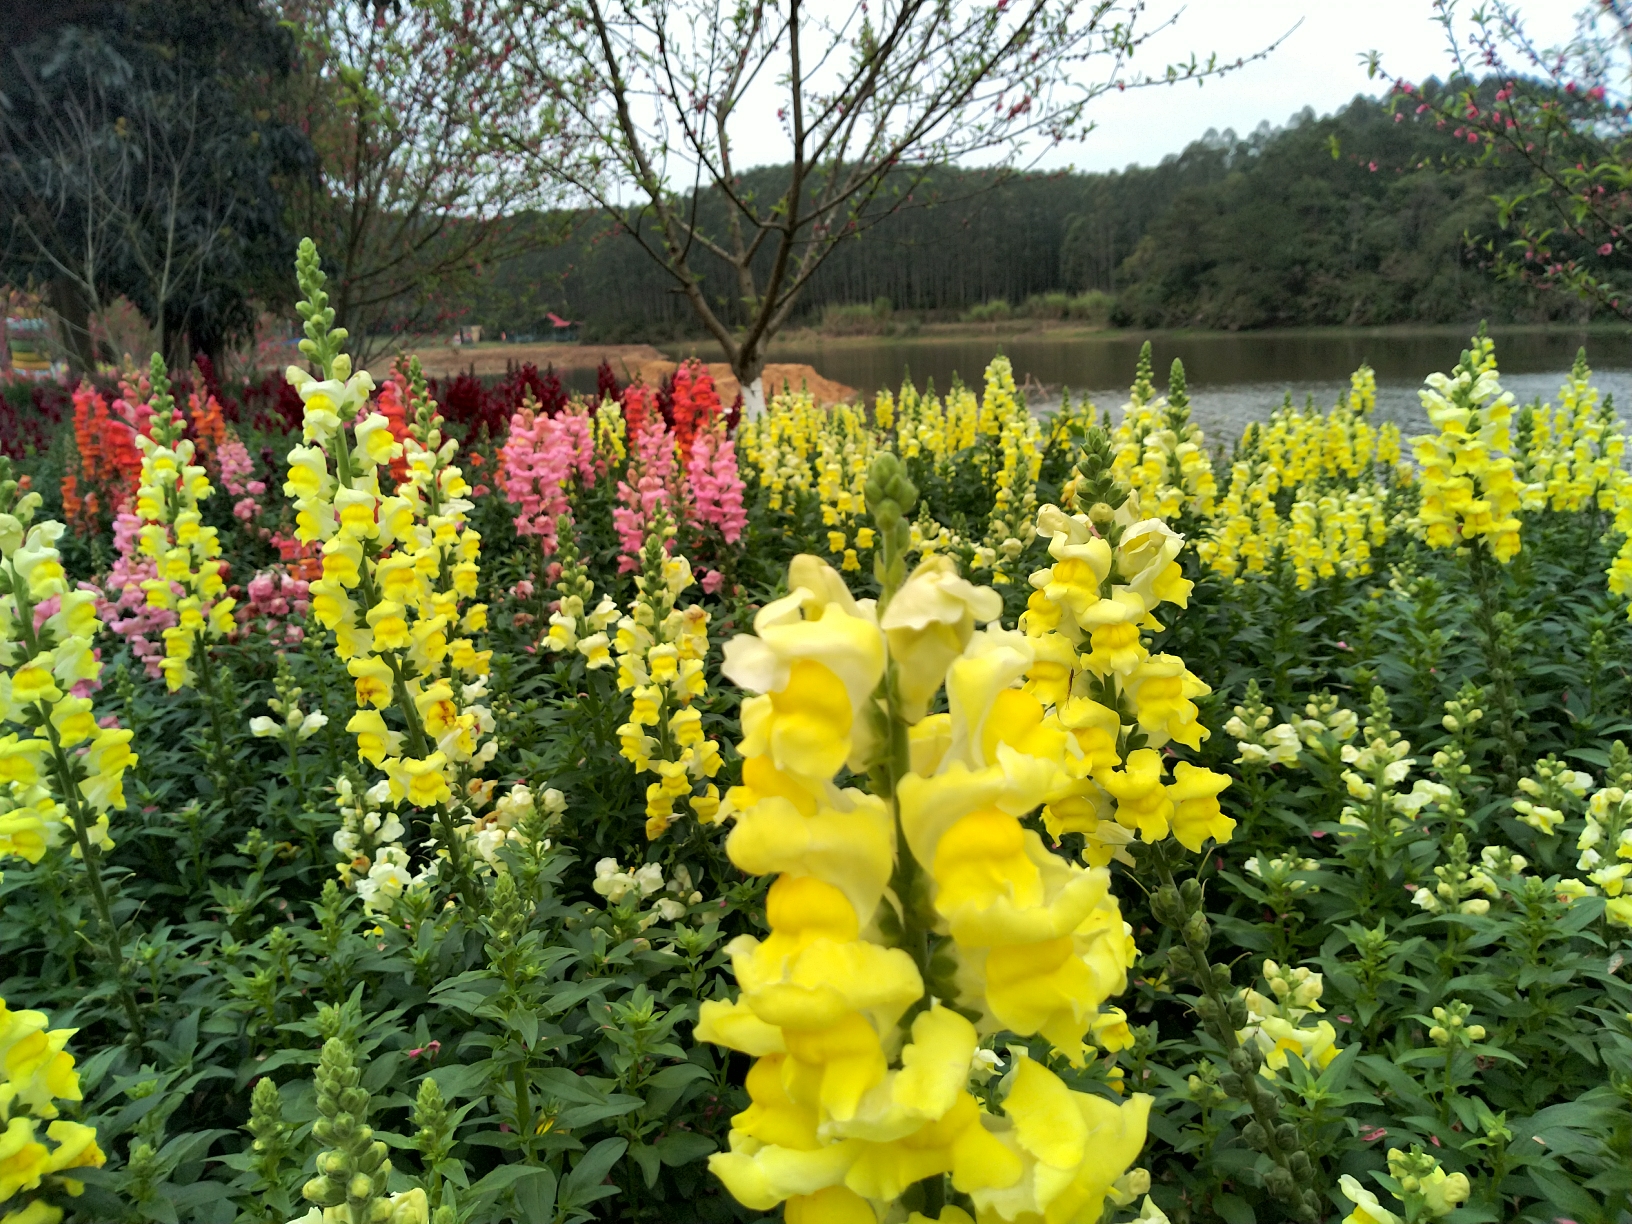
[695,0,1582,179]
[1046,0,1579,173]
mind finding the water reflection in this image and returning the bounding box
[760,326,1632,395]
[756,325,1632,445]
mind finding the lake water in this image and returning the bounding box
[756,325,1632,444]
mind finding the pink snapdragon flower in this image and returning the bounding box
[498,403,596,550]
[217,435,255,497]
[687,422,746,544]
[94,510,178,678]
[613,417,682,571]
[236,568,311,646]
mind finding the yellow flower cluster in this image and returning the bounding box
[331,773,423,914]
[542,517,619,665]
[1109,347,1217,522]
[612,509,723,839]
[698,449,1155,1222]
[1579,780,1632,926]
[1015,439,1234,867]
[742,361,1049,590]
[1410,333,1522,562]
[1517,349,1628,514]
[1223,680,1301,767]
[1197,367,1402,585]
[1607,469,1632,618]
[282,242,493,896]
[1234,960,1340,1081]
[813,405,881,572]
[1281,487,1391,590]
[1339,1146,1469,1224]
[740,386,829,512]
[594,395,627,464]
[126,357,235,692]
[0,487,135,873]
[974,356,1043,583]
[1511,349,1632,618]
[0,998,105,1224]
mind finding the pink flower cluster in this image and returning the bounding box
[96,511,178,678]
[236,569,311,647]
[687,423,746,544]
[498,403,595,551]
[613,418,680,572]
[216,434,271,522]
[218,435,255,495]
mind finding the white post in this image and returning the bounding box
[740,374,766,419]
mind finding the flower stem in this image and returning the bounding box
[39,708,145,1043]
[1465,543,1522,785]
[1147,842,1317,1221]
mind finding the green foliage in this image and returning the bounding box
[462,90,1584,340]
[5,336,1631,1224]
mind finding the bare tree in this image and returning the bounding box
[114,80,243,365]
[278,0,564,366]
[495,0,1287,412]
[1,34,132,371]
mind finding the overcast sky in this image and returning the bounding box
[689,0,1583,179]
[1033,0,1580,173]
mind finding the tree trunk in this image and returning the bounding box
[48,276,96,374]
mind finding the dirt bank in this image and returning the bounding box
[626,358,855,407]
[367,341,667,381]
[369,342,857,406]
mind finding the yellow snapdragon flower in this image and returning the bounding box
[612,505,723,839]
[1410,331,1522,562]
[124,357,234,693]
[282,240,496,908]
[699,453,1150,1222]
[0,998,104,1221]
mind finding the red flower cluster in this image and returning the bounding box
[669,358,722,464]
[61,382,141,532]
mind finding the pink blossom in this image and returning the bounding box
[498,403,596,550]
[700,568,724,594]
[217,436,255,496]
[93,512,179,678]
[32,594,61,633]
[687,424,746,544]
[234,568,312,646]
[614,418,683,571]
[234,497,259,521]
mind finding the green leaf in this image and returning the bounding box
[561,1138,628,1210]
[646,1063,711,1091]
[655,1131,717,1166]
[468,1161,553,1203]
[1213,1192,1256,1224]
[513,1167,558,1223]
[629,1139,662,1188]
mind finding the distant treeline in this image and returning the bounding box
[467,81,1588,340]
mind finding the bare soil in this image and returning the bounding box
[366,342,858,406]
[366,341,668,381]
